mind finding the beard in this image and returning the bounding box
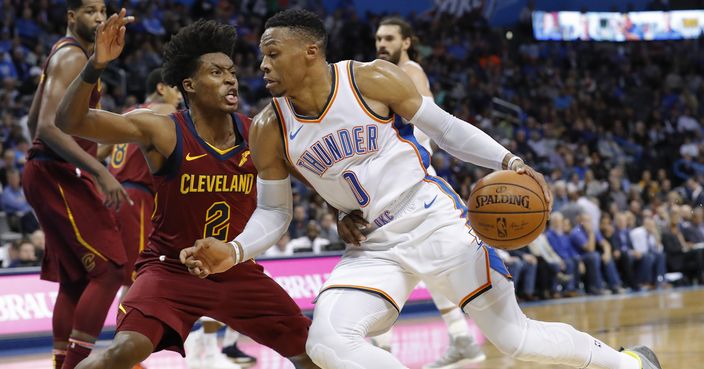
[75,22,97,42]
[377,49,401,65]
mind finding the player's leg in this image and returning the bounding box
[63,262,125,369]
[51,280,87,369]
[213,261,318,369]
[463,269,652,368]
[370,328,393,352]
[222,327,257,367]
[75,308,162,369]
[423,291,485,369]
[185,318,242,369]
[307,289,408,369]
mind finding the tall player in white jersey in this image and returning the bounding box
[366,16,486,369]
[182,9,662,369]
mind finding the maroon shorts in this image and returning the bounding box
[23,159,126,283]
[117,259,310,357]
[112,185,154,285]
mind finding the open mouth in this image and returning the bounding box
[225,90,238,105]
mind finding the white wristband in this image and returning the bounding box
[507,156,524,171]
[229,240,243,264]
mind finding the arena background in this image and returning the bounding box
[0,0,703,368]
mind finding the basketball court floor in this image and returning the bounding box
[1,287,701,368]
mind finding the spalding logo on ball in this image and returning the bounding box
[467,170,549,250]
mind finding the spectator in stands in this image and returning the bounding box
[662,206,704,284]
[569,213,612,295]
[7,238,39,267]
[546,213,581,296]
[319,212,340,244]
[496,247,538,301]
[1,168,38,234]
[528,232,568,299]
[265,233,293,258]
[288,205,308,239]
[612,212,651,291]
[287,221,331,254]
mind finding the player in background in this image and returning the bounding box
[22,1,129,368]
[109,67,181,288]
[369,17,486,368]
[56,12,318,369]
[183,9,663,369]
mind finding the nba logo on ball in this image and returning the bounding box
[468,171,548,250]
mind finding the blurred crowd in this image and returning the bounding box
[0,0,703,300]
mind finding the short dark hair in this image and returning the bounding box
[67,0,85,10]
[379,17,414,40]
[162,19,238,91]
[265,9,327,51]
[145,68,164,96]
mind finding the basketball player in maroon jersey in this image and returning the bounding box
[108,68,181,286]
[56,12,317,369]
[22,1,130,368]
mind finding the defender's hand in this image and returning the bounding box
[95,169,132,210]
[180,237,236,278]
[93,8,135,68]
[512,161,553,213]
[337,210,369,246]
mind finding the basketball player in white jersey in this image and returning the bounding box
[366,16,486,368]
[182,9,662,369]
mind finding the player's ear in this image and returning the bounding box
[182,79,195,94]
[67,10,76,24]
[402,37,411,52]
[305,43,320,60]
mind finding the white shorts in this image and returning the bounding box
[320,176,510,311]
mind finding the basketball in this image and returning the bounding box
[467,170,549,250]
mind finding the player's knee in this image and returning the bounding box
[306,318,364,363]
[102,333,151,366]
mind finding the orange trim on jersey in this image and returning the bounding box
[284,64,339,123]
[272,99,296,165]
[459,246,492,309]
[422,177,463,215]
[151,193,158,220]
[321,284,400,311]
[57,184,108,261]
[347,61,394,124]
[391,116,428,174]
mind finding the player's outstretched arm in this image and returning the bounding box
[354,60,552,209]
[181,104,293,277]
[57,9,161,147]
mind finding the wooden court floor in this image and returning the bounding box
[1,287,701,368]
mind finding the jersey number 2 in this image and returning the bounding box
[204,201,231,241]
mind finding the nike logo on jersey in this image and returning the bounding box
[424,195,438,209]
[289,126,303,140]
[185,152,207,161]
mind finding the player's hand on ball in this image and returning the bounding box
[337,210,368,246]
[180,237,236,278]
[512,161,553,213]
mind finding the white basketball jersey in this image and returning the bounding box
[273,60,430,219]
[399,60,432,155]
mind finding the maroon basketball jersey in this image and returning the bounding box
[109,103,154,192]
[146,110,256,261]
[29,37,101,160]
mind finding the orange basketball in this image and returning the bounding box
[467,170,548,250]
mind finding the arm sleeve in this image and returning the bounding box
[409,96,510,170]
[233,177,293,261]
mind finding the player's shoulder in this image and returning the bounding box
[352,59,399,78]
[48,44,87,66]
[251,102,278,129]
